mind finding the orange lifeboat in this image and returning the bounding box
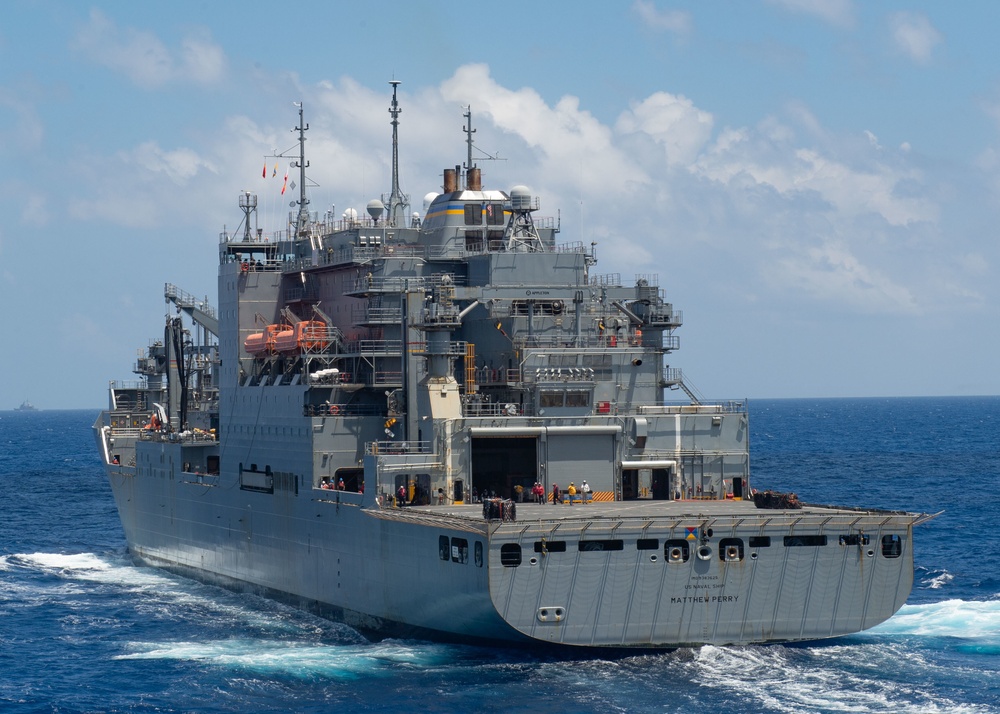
[244,324,291,356]
[275,320,329,355]
[298,321,330,352]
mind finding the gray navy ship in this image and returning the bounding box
[94,84,935,648]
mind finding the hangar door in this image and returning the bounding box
[546,433,615,488]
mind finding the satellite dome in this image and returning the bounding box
[343,207,358,221]
[423,192,440,212]
[366,199,385,221]
[510,185,532,211]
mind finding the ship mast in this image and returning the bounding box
[464,105,476,186]
[386,80,409,227]
[292,102,310,237]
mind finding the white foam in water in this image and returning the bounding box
[688,643,993,714]
[116,639,453,679]
[19,552,112,572]
[870,599,1000,640]
[9,551,353,638]
[922,569,955,590]
[927,572,954,589]
[14,551,180,591]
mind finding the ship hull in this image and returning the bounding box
[95,98,927,649]
[99,437,916,649]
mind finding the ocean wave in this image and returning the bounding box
[115,639,456,679]
[923,570,955,589]
[871,599,1000,642]
[3,551,360,637]
[686,643,994,714]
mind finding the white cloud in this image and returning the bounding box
[179,31,227,84]
[692,121,934,227]
[61,65,958,321]
[20,193,48,226]
[765,0,855,28]
[130,142,216,185]
[631,1,692,34]
[888,12,942,65]
[769,242,918,314]
[955,251,988,277]
[66,141,217,227]
[440,64,644,199]
[0,90,44,153]
[616,92,714,166]
[72,9,226,88]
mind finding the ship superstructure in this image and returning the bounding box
[94,85,932,648]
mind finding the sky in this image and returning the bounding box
[1,0,999,409]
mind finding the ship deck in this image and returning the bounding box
[365,498,922,534]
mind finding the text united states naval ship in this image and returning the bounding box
[94,83,935,648]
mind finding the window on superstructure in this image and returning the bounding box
[565,391,590,408]
[439,535,449,561]
[474,542,483,567]
[636,539,658,550]
[486,203,505,225]
[464,204,480,225]
[749,536,771,548]
[540,392,563,408]
[465,232,483,252]
[551,355,578,368]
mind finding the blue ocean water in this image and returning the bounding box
[1,399,998,713]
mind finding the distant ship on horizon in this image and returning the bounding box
[16,400,38,411]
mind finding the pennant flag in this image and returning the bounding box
[262,161,267,178]
[272,163,278,177]
[281,168,289,195]
[495,321,507,338]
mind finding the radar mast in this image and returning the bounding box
[385,80,410,227]
[464,106,476,182]
[292,102,310,237]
